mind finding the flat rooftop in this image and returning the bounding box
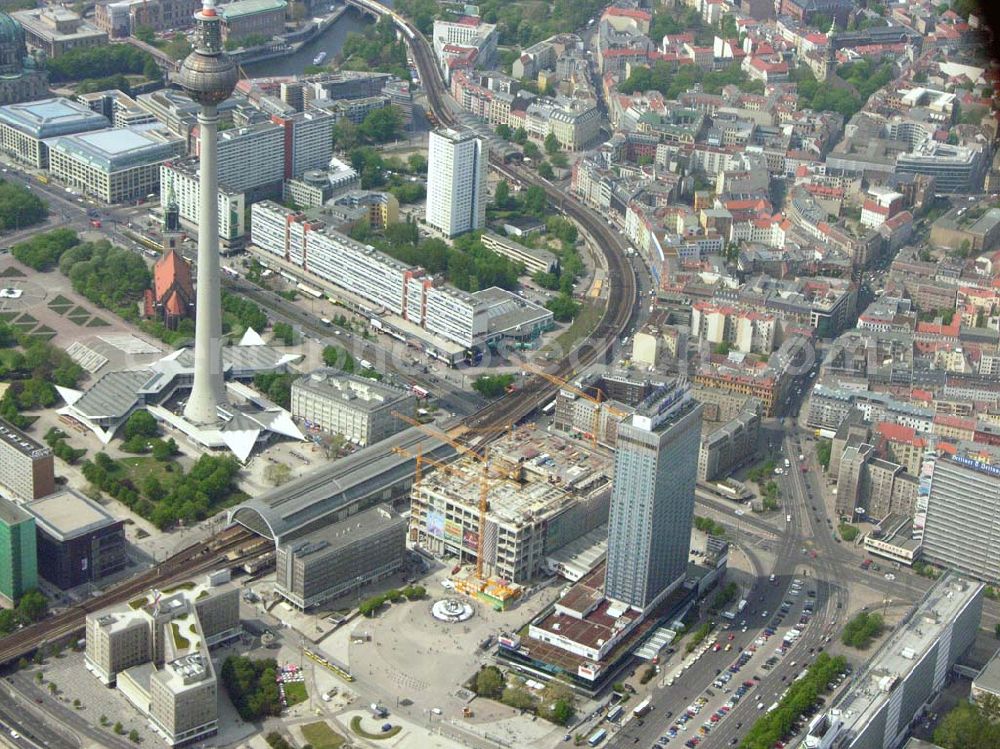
[0,417,49,459]
[284,504,403,558]
[832,572,983,734]
[229,425,456,542]
[973,646,1000,696]
[26,488,119,541]
[219,0,287,19]
[0,495,32,527]
[0,97,108,139]
[46,127,182,172]
[292,370,412,411]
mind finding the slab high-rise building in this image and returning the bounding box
[604,382,702,613]
[924,454,1000,584]
[425,127,487,237]
[0,495,36,605]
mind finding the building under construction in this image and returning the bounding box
[408,428,612,587]
[552,371,664,447]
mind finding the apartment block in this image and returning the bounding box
[85,577,240,745]
[426,127,487,237]
[698,404,762,482]
[924,453,1000,583]
[0,417,54,501]
[806,573,982,749]
[160,159,246,247]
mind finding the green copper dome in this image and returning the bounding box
[0,14,24,50]
[0,13,26,77]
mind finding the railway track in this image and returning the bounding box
[402,12,639,440]
[1,1,639,667]
[0,527,255,666]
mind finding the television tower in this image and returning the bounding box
[178,0,238,425]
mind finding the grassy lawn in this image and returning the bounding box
[284,681,307,707]
[539,300,603,358]
[86,316,110,327]
[349,716,401,740]
[300,722,345,749]
[28,327,56,341]
[12,313,36,326]
[0,311,16,321]
[66,315,89,327]
[0,267,24,277]
[118,456,178,487]
[48,295,73,313]
[67,305,89,318]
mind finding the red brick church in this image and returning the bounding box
[143,248,194,330]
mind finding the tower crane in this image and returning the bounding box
[392,412,519,581]
[522,363,629,446]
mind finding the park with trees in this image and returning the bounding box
[0,179,46,232]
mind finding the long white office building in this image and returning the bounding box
[251,201,551,352]
[803,572,983,749]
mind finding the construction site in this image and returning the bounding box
[405,423,614,609]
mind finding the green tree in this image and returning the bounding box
[494,179,511,209]
[361,106,403,143]
[0,608,18,635]
[134,25,155,43]
[713,341,731,355]
[538,161,554,179]
[0,179,47,232]
[475,666,504,698]
[933,699,1000,749]
[124,410,158,441]
[129,729,140,743]
[546,294,580,322]
[16,589,47,623]
[512,127,528,144]
[547,698,574,725]
[113,722,124,735]
[331,118,360,150]
[841,612,884,649]
[495,123,512,139]
[11,229,80,271]
[272,322,294,345]
[816,439,833,470]
[523,141,541,160]
[473,374,515,398]
[501,687,535,711]
[543,132,560,156]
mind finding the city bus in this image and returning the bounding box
[542,399,556,415]
[587,728,607,746]
[606,705,624,722]
[633,697,652,718]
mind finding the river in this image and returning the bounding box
[242,6,374,78]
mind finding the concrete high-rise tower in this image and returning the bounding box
[425,127,487,237]
[605,381,703,613]
[178,0,238,425]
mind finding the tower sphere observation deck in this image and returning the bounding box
[178,0,238,107]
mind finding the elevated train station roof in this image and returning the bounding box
[228,426,456,543]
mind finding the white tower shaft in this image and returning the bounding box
[183,105,227,424]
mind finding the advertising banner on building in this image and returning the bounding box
[426,511,445,539]
[445,520,462,544]
[463,529,479,551]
